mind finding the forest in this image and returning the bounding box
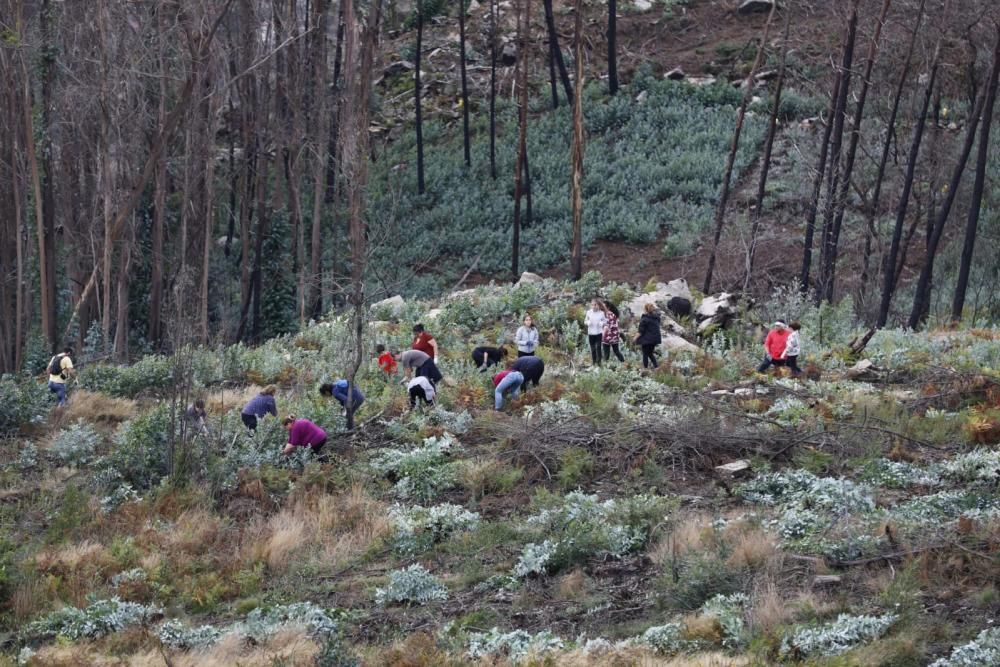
[1,0,999,371]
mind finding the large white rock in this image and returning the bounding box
[625,278,693,319]
[515,271,544,286]
[370,295,406,317]
[425,308,443,321]
[445,288,478,302]
[847,359,879,380]
[663,333,699,353]
[634,0,653,11]
[696,292,738,319]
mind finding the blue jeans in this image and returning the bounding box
[49,381,67,406]
[495,371,524,410]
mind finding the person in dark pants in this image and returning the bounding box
[584,299,607,365]
[241,385,277,430]
[320,380,365,413]
[602,301,625,363]
[408,376,436,409]
[47,346,76,407]
[471,346,508,371]
[783,321,802,377]
[758,321,790,373]
[515,315,539,357]
[397,349,443,386]
[281,416,327,456]
[510,354,545,388]
[634,303,662,369]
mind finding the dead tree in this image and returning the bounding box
[569,0,585,280]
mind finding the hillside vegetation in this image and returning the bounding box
[4,276,1000,665]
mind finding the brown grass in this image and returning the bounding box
[61,390,137,424]
[551,649,749,666]
[378,632,455,666]
[724,527,779,572]
[748,579,795,636]
[557,569,589,600]
[205,385,264,415]
[253,511,308,571]
[650,514,712,567]
[682,614,724,644]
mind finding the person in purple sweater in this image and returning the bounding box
[281,416,328,456]
[241,385,278,430]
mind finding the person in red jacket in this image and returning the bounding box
[757,321,790,373]
[376,344,397,376]
[411,324,439,361]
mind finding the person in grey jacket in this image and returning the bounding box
[514,315,539,357]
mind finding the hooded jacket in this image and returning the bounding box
[636,312,662,346]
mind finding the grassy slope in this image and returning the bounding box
[5,278,1000,665]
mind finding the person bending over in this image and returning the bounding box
[320,380,365,413]
[241,385,278,430]
[510,354,544,388]
[471,345,508,371]
[493,368,525,410]
[408,375,436,409]
[281,416,327,456]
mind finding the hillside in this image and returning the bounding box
[4,276,1000,665]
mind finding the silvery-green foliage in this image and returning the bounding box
[939,449,1000,483]
[243,602,340,640]
[390,502,480,553]
[738,470,874,514]
[513,540,558,577]
[100,483,140,514]
[370,435,459,502]
[929,628,1000,667]
[606,525,646,557]
[779,613,898,658]
[778,508,822,539]
[765,397,812,427]
[51,421,101,466]
[467,627,564,661]
[700,593,749,648]
[639,623,687,655]
[110,568,146,588]
[27,597,161,640]
[18,442,38,471]
[522,398,582,423]
[17,647,35,665]
[375,564,448,606]
[158,619,223,649]
[861,459,941,489]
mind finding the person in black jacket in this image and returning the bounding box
[471,346,509,371]
[510,354,545,387]
[634,302,662,369]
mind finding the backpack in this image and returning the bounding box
[48,354,65,377]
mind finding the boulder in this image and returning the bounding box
[425,308,443,321]
[737,0,775,15]
[667,296,692,318]
[636,90,648,104]
[625,278,692,318]
[662,278,693,302]
[634,0,653,10]
[664,67,686,81]
[515,271,544,286]
[370,295,406,317]
[696,292,740,333]
[689,76,717,87]
[663,334,699,353]
[715,459,752,478]
[847,359,880,380]
[445,288,478,302]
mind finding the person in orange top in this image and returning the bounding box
[376,344,397,375]
[411,324,439,362]
[757,321,791,373]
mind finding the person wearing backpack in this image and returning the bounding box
[47,346,76,407]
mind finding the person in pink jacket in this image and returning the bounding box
[281,416,328,456]
[757,321,790,373]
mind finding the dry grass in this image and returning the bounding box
[34,540,115,607]
[61,390,137,424]
[724,526,780,572]
[205,384,264,415]
[650,514,712,567]
[747,579,795,636]
[253,511,308,572]
[377,632,454,666]
[682,613,724,643]
[557,569,589,600]
[550,649,749,666]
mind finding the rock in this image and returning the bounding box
[500,41,517,66]
[733,387,754,397]
[370,295,406,317]
[664,67,686,81]
[667,296,692,318]
[425,308,443,321]
[663,333,699,353]
[696,292,740,334]
[468,0,480,11]
[754,69,778,82]
[689,76,717,87]
[737,0,775,15]
[662,278,693,302]
[445,288,478,302]
[716,459,752,477]
[383,60,414,78]
[636,90,648,103]
[626,279,693,319]
[515,271,544,286]
[634,0,653,10]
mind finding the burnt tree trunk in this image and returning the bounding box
[569,0,585,280]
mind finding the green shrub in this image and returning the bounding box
[0,375,50,434]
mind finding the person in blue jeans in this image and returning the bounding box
[321,380,365,414]
[492,369,525,410]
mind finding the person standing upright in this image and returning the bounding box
[514,315,539,357]
[584,299,607,366]
[411,324,439,362]
[602,301,625,364]
[634,303,662,369]
[47,346,76,407]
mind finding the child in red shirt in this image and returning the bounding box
[376,344,397,375]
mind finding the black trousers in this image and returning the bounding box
[757,356,786,373]
[409,385,433,408]
[588,334,603,364]
[416,359,443,385]
[641,344,659,369]
[603,342,624,362]
[241,413,258,430]
[517,350,533,357]
[785,355,801,375]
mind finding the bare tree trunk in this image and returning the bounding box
[201,84,220,344]
[799,73,841,293]
[542,0,572,103]
[149,6,168,349]
[951,26,1000,323]
[702,2,776,294]
[511,0,531,277]
[907,81,988,330]
[39,0,57,349]
[876,3,947,328]
[859,0,925,303]
[415,0,426,194]
[113,225,132,360]
[309,0,330,320]
[607,0,618,95]
[489,0,498,179]
[458,0,471,166]
[820,0,889,303]
[569,0,585,280]
[339,0,379,430]
[745,7,791,290]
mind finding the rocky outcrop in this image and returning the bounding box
[370,295,406,317]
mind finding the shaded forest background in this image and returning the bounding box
[1,0,999,373]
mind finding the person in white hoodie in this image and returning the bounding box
[783,321,802,377]
[584,299,607,366]
[407,375,436,409]
[514,315,539,357]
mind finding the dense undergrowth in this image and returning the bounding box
[3,275,1000,665]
